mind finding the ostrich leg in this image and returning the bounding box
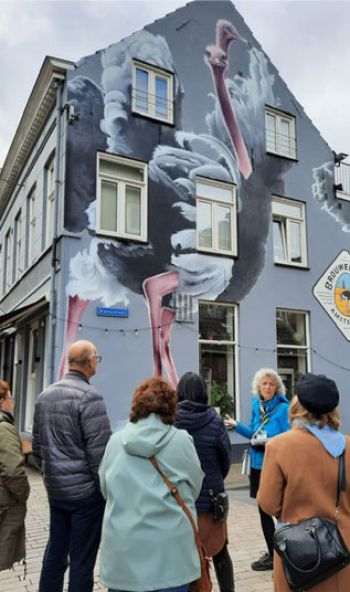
[160,307,179,387]
[143,272,179,377]
[57,295,90,379]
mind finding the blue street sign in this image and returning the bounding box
[96,307,129,318]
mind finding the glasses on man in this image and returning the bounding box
[90,355,102,363]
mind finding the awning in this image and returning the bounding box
[0,297,48,332]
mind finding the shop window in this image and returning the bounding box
[272,196,307,267]
[132,60,174,124]
[196,177,237,256]
[276,308,310,399]
[199,301,237,412]
[96,152,148,241]
[265,107,296,159]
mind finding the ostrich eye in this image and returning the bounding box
[204,49,211,58]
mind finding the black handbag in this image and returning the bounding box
[209,490,229,522]
[273,451,350,591]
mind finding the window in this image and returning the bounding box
[27,186,36,265]
[45,154,55,247]
[276,309,310,399]
[4,230,12,290]
[265,107,296,159]
[199,301,237,412]
[96,153,148,241]
[0,245,2,296]
[132,60,174,124]
[14,210,22,280]
[196,178,237,256]
[272,196,307,267]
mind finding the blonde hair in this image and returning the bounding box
[0,380,10,400]
[289,395,340,430]
[251,368,286,396]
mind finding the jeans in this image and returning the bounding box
[39,492,105,592]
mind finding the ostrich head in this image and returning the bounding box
[204,45,228,76]
[216,19,246,53]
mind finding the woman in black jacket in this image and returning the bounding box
[176,372,234,592]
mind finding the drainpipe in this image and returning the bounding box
[47,79,64,384]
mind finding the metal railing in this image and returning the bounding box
[335,162,350,201]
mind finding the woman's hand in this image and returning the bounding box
[224,414,237,429]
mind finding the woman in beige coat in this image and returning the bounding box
[0,381,30,571]
[258,372,350,592]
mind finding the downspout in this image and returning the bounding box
[48,79,64,384]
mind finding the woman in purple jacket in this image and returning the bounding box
[176,372,234,592]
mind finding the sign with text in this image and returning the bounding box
[313,250,350,341]
[96,307,129,318]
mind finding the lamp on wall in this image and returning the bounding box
[334,151,349,165]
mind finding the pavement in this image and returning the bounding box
[0,465,274,592]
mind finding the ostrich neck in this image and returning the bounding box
[210,65,252,179]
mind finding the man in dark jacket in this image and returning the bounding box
[32,339,111,592]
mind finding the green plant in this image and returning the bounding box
[210,381,234,416]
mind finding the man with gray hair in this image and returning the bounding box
[32,339,111,592]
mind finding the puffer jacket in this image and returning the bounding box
[235,393,290,470]
[32,371,111,500]
[176,401,231,512]
[0,410,30,571]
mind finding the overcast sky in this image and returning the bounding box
[0,0,349,166]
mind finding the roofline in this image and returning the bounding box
[0,56,75,215]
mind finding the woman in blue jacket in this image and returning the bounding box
[176,372,234,592]
[225,368,289,572]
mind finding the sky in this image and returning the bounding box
[0,0,349,167]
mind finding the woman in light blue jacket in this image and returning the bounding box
[99,376,204,592]
[225,368,289,572]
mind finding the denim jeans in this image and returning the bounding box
[39,492,105,592]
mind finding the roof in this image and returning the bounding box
[0,56,75,217]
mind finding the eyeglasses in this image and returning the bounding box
[90,355,102,363]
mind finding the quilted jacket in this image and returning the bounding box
[32,371,111,500]
[176,400,231,512]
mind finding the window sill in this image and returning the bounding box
[131,109,175,127]
[274,261,310,271]
[95,230,148,244]
[197,248,238,258]
[266,150,298,163]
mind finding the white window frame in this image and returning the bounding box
[27,187,36,265]
[198,300,239,416]
[96,152,148,242]
[265,107,296,159]
[45,154,55,248]
[276,308,311,395]
[196,177,237,256]
[14,209,22,280]
[0,245,2,297]
[272,196,307,267]
[132,60,174,124]
[4,229,12,290]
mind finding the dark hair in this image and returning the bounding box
[0,380,10,400]
[130,376,177,424]
[176,372,208,404]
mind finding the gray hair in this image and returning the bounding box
[251,368,286,396]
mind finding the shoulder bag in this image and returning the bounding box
[150,456,212,592]
[273,451,350,591]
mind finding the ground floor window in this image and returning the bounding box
[199,301,237,414]
[276,308,310,399]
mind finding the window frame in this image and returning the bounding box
[44,153,55,249]
[265,106,297,160]
[14,209,23,281]
[96,152,148,242]
[4,229,12,291]
[132,60,174,124]
[276,308,311,398]
[272,196,307,268]
[196,177,237,257]
[27,185,36,266]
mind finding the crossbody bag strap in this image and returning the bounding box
[150,456,204,556]
[335,450,346,522]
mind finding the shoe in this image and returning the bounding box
[251,552,273,571]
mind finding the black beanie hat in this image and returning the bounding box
[296,373,339,415]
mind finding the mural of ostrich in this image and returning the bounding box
[59,20,291,382]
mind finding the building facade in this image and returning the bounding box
[1,1,350,446]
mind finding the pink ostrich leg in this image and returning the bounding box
[57,295,90,379]
[143,271,179,377]
[160,307,179,387]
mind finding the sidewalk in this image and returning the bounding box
[0,467,273,592]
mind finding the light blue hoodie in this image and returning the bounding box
[99,414,204,591]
